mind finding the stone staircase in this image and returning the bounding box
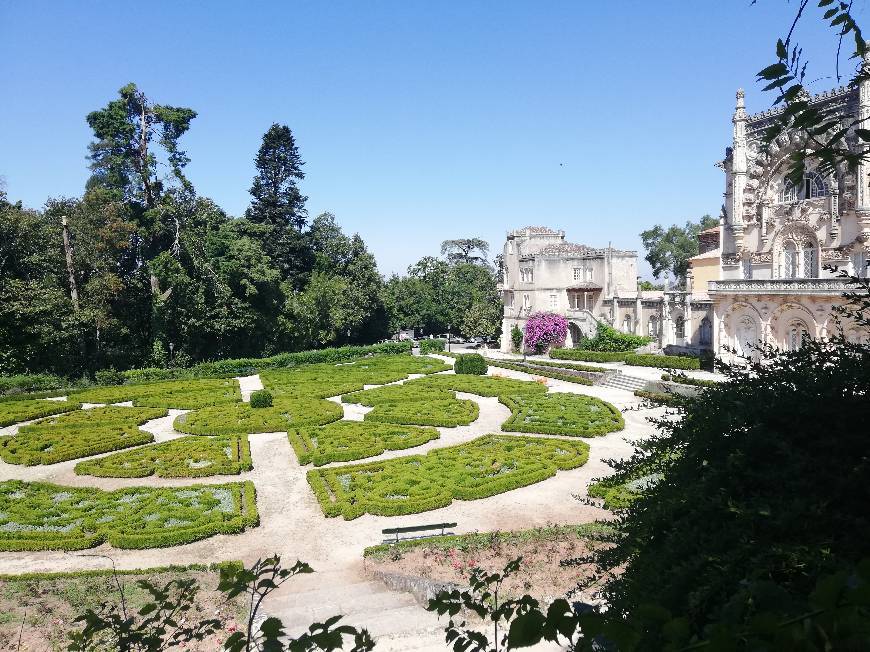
[600,371,647,392]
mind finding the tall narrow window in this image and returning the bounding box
[802,247,817,277]
[549,294,557,309]
[585,268,593,281]
[779,178,798,203]
[648,315,658,337]
[573,268,582,281]
[622,315,632,333]
[506,292,514,308]
[805,172,827,199]
[742,257,753,279]
[781,242,798,278]
[852,251,868,278]
[675,315,686,339]
[527,268,534,283]
[699,317,712,345]
[523,294,530,309]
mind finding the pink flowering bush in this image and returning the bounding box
[523,312,568,353]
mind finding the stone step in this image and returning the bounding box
[268,588,417,627]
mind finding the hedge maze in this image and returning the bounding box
[0,406,166,465]
[500,393,624,437]
[71,378,242,409]
[0,479,259,551]
[75,435,252,478]
[407,374,547,398]
[174,397,343,435]
[0,399,82,428]
[289,421,440,466]
[307,434,590,519]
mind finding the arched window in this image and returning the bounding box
[736,316,757,357]
[801,246,817,277]
[675,315,686,339]
[622,314,632,333]
[805,172,827,199]
[779,178,798,203]
[780,241,798,278]
[786,320,809,351]
[648,315,658,337]
[699,317,712,346]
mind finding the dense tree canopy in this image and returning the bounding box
[640,214,718,285]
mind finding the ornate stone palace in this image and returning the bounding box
[713,84,870,357]
[498,227,715,353]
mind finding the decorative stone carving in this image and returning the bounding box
[751,252,773,263]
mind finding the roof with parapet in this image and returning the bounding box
[532,242,636,257]
[509,225,563,236]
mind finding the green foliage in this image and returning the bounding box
[307,434,589,519]
[72,378,241,409]
[577,321,650,352]
[74,435,252,478]
[483,358,597,386]
[622,353,701,370]
[0,406,164,465]
[0,479,258,550]
[639,214,718,284]
[454,352,487,375]
[0,373,67,396]
[289,421,440,466]
[174,397,342,436]
[408,373,547,398]
[0,399,82,427]
[365,398,479,427]
[510,324,524,353]
[94,368,125,385]
[419,338,446,354]
[587,477,641,510]
[249,389,273,408]
[550,348,629,363]
[633,389,684,406]
[661,372,717,387]
[500,392,624,437]
[342,383,454,407]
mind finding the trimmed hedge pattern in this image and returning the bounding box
[341,383,454,407]
[622,353,701,370]
[289,421,440,466]
[75,435,252,478]
[500,393,624,437]
[550,348,629,363]
[365,398,479,427]
[454,353,488,375]
[0,406,166,465]
[249,389,273,408]
[408,373,547,397]
[0,399,82,428]
[634,390,685,406]
[0,479,258,550]
[661,372,717,387]
[484,359,595,386]
[174,397,342,435]
[307,434,590,519]
[72,378,241,409]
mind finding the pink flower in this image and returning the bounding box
[523,312,568,352]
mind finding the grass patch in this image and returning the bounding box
[0,406,165,465]
[0,399,82,428]
[75,435,252,478]
[71,378,241,409]
[0,479,258,550]
[308,434,589,519]
[174,397,342,435]
[500,393,624,437]
[289,421,440,466]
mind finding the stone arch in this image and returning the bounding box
[699,316,713,346]
[722,302,764,355]
[770,302,818,348]
[771,223,819,278]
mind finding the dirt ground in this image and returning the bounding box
[0,567,247,651]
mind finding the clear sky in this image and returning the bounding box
[0,1,860,278]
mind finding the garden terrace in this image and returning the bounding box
[0,480,258,551]
[500,393,624,437]
[0,406,165,465]
[0,399,82,428]
[288,422,440,466]
[174,397,342,436]
[307,434,589,519]
[71,378,241,409]
[74,435,252,478]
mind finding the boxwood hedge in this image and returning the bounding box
[419,338,446,354]
[365,398,479,427]
[174,397,342,435]
[454,353,488,375]
[75,435,252,478]
[622,353,701,370]
[0,406,166,465]
[483,359,595,386]
[0,479,258,550]
[307,434,590,519]
[0,399,82,428]
[407,373,547,397]
[289,421,440,466]
[550,348,629,363]
[71,378,241,409]
[341,383,454,406]
[500,393,624,437]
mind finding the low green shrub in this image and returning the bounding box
[419,338,446,354]
[408,374,547,397]
[454,353,488,375]
[500,393,624,437]
[0,406,165,465]
[308,434,590,519]
[634,389,685,406]
[587,478,640,510]
[341,383,453,406]
[0,399,82,428]
[623,353,701,370]
[94,368,125,386]
[71,378,241,409]
[174,397,342,435]
[484,359,595,386]
[249,389,273,408]
[510,324,524,353]
[550,349,629,363]
[75,435,252,478]
[365,398,479,427]
[0,373,68,396]
[577,322,651,352]
[289,421,440,466]
[0,479,258,550]
[661,373,717,387]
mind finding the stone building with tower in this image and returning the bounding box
[711,82,870,358]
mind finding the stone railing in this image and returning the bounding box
[708,278,856,295]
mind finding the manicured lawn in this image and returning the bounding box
[0,399,82,428]
[289,421,440,466]
[0,480,258,550]
[75,435,252,478]
[71,378,241,409]
[500,392,624,437]
[174,397,342,435]
[0,406,165,465]
[308,434,589,519]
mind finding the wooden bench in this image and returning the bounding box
[382,522,457,544]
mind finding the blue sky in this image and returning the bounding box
[0,1,861,278]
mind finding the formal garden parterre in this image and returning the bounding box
[0,399,82,428]
[289,421,440,466]
[500,392,625,437]
[174,397,343,435]
[71,378,242,409]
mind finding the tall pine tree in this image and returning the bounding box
[245,124,310,287]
